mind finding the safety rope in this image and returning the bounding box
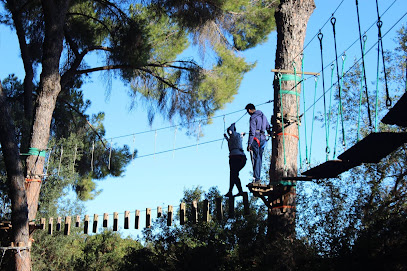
[357,36,367,142]
[318,31,329,161]
[339,54,347,150]
[328,63,335,155]
[301,55,309,166]
[375,33,381,133]
[376,0,392,107]
[278,73,287,167]
[309,76,319,163]
[293,61,302,170]
[356,0,373,128]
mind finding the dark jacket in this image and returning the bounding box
[248,110,271,146]
[224,123,245,156]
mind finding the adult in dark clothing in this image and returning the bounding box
[224,123,246,197]
[245,103,271,184]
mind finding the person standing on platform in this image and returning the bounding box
[245,103,271,184]
[224,123,246,197]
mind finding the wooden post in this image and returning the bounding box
[228,197,235,218]
[167,205,173,226]
[113,212,119,231]
[146,208,151,228]
[243,192,250,216]
[93,214,98,233]
[192,200,198,224]
[56,217,62,231]
[48,217,53,235]
[216,198,223,221]
[124,211,130,229]
[135,210,140,229]
[64,216,71,236]
[75,215,81,227]
[84,215,89,234]
[203,199,210,222]
[180,202,186,225]
[157,206,162,218]
[103,213,109,228]
[40,218,46,230]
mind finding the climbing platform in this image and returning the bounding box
[247,182,274,197]
[301,160,360,179]
[381,92,407,127]
[338,132,407,164]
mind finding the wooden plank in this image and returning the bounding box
[75,215,81,227]
[180,202,186,225]
[243,192,250,216]
[301,159,359,179]
[157,206,162,218]
[203,199,210,222]
[84,215,89,234]
[146,208,151,228]
[40,218,46,230]
[124,211,130,229]
[48,217,53,235]
[56,217,61,231]
[93,214,98,233]
[382,92,407,127]
[113,212,119,231]
[338,132,407,164]
[271,68,320,76]
[135,210,140,229]
[103,213,109,228]
[191,200,198,224]
[228,197,235,218]
[167,205,173,226]
[216,197,223,221]
[64,216,71,236]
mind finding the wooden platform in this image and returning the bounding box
[382,92,407,127]
[247,182,274,197]
[301,160,360,179]
[338,132,407,164]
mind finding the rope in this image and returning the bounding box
[376,0,392,107]
[356,0,373,128]
[339,54,347,149]
[357,36,367,142]
[309,76,319,163]
[375,33,381,133]
[278,73,287,167]
[293,61,302,170]
[318,31,329,161]
[301,55,309,166]
[328,63,335,158]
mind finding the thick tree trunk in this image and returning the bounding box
[269,0,315,237]
[1,1,71,270]
[25,0,70,222]
[0,83,31,270]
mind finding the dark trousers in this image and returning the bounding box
[228,155,246,193]
[251,139,266,182]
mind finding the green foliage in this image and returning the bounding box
[31,229,142,271]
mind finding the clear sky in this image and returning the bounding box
[1,0,406,238]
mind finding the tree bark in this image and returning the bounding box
[269,0,315,238]
[1,1,71,270]
[25,0,70,222]
[0,83,31,270]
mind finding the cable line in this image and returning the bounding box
[355,0,372,127]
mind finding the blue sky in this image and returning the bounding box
[1,0,406,237]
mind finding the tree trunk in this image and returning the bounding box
[0,83,31,270]
[1,1,71,270]
[269,0,315,237]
